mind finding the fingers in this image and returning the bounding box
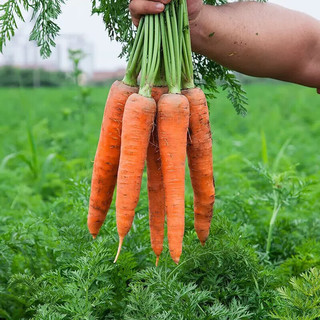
[130,0,171,27]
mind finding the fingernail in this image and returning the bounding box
[155,3,164,10]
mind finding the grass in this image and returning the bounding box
[0,83,319,319]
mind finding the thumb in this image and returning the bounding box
[130,0,169,26]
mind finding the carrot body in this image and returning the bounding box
[157,93,189,264]
[147,129,165,266]
[147,86,168,265]
[182,87,215,245]
[151,86,168,103]
[88,80,138,238]
[115,93,156,261]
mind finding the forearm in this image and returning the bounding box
[190,2,320,88]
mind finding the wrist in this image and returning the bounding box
[188,2,203,30]
[189,4,206,53]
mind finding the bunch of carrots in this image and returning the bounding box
[87,0,215,265]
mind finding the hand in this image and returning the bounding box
[129,0,203,27]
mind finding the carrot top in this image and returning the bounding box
[139,15,161,97]
[181,0,194,89]
[123,0,194,92]
[123,17,145,87]
[160,1,184,94]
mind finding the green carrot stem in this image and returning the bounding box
[153,15,162,81]
[129,17,144,66]
[181,33,194,89]
[182,35,189,76]
[177,0,184,88]
[165,6,178,92]
[165,2,181,93]
[181,39,189,87]
[148,15,159,83]
[154,55,166,87]
[150,15,161,86]
[139,14,161,97]
[154,57,162,86]
[124,32,145,85]
[123,18,145,86]
[134,49,143,80]
[139,15,150,95]
[183,0,193,78]
[181,0,194,88]
[147,15,154,75]
[160,12,172,89]
[170,1,180,86]
[130,26,145,76]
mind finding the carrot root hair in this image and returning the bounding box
[113,236,124,263]
[172,256,180,265]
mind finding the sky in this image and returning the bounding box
[1,0,320,72]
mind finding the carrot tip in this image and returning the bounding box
[155,256,159,267]
[200,240,206,247]
[113,237,124,263]
[92,235,97,240]
[172,257,180,265]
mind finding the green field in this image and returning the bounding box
[0,84,320,319]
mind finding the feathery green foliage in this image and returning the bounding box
[0,0,65,58]
[0,83,319,319]
[270,268,320,319]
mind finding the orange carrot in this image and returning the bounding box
[87,81,138,239]
[114,93,156,262]
[157,93,189,264]
[182,87,215,245]
[147,86,168,266]
[147,128,165,266]
[151,86,168,103]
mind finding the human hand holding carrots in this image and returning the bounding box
[129,0,203,26]
[131,1,320,90]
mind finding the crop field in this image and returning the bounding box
[0,83,320,319]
